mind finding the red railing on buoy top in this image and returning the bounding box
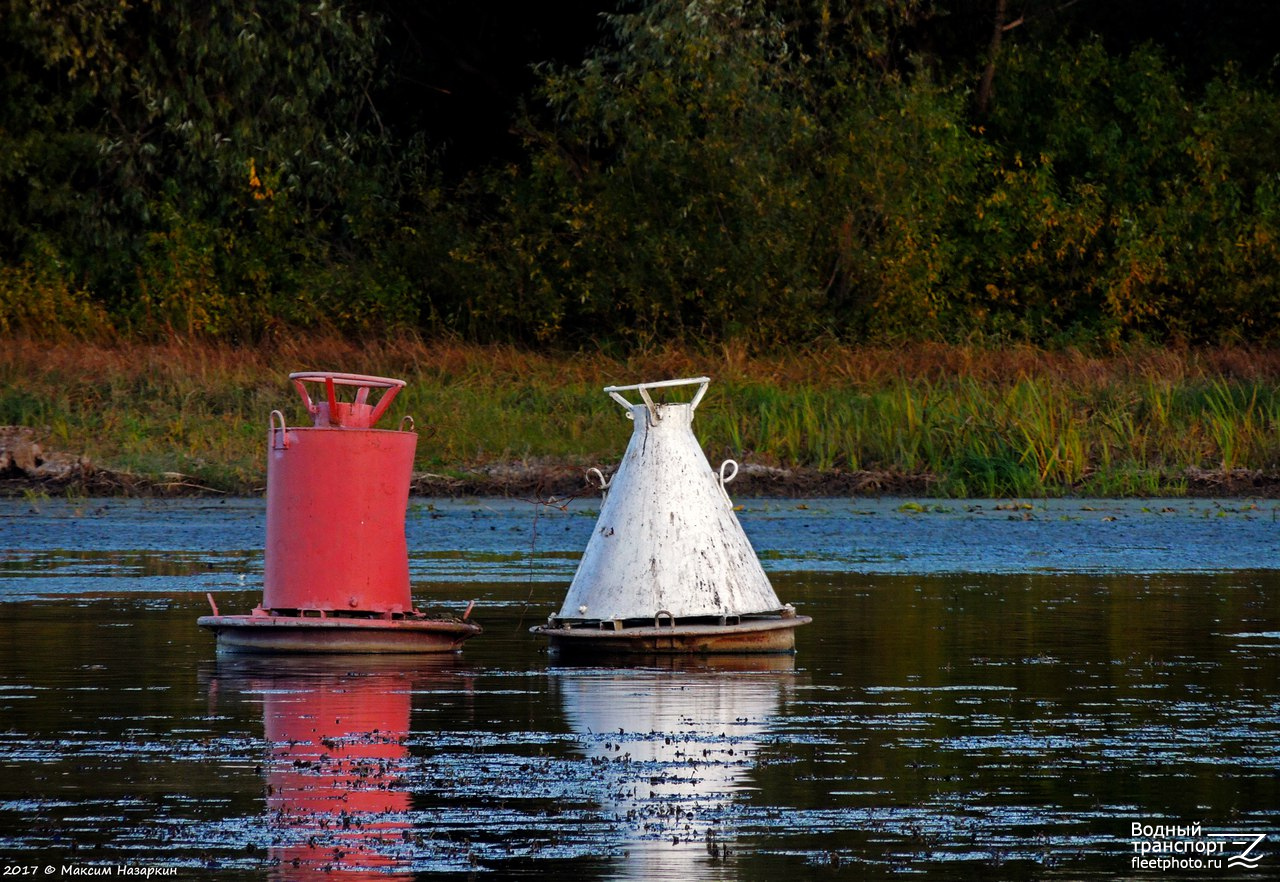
[290,370,405,429]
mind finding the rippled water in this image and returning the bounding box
[1,497,1278,879]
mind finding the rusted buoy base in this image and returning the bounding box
[198,613,481,654]
[532,614,810,655]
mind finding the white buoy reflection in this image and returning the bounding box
[552,655,795,881]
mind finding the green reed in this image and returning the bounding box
[708,372,1280,497]
[4,338,1280,497]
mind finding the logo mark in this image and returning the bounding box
[1207,832,1267,870]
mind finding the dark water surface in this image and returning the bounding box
[1,498,1278,879]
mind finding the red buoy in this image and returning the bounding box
[199,372,481,653]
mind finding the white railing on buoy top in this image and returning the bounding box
[605,376,710,423]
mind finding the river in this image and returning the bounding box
[1,497,1277,879]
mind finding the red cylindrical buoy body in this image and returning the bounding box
[262,372,415,617]
[263,427,416,615]
[197,370,483,653]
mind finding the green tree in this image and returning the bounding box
[980,40,1280,344]
[0,0,419,338]
[441,0,978,347]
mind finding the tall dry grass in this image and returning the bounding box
[5,335,1280,496]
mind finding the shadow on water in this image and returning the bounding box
[1,499,1279,879]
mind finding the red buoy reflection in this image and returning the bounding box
[210,657,460,879]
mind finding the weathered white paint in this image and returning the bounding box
[558,378,786,622]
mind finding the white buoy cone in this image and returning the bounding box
[558,377,784,623]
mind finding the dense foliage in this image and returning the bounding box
[2,0,1279,349]
[0,0,420,339]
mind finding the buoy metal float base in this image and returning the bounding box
[199,599,482,654]
[533,612,811,656]
[199,613,482,654]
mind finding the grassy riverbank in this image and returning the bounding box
[5,337,1280,498]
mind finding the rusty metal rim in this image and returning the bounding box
[198,615,481,635]
[535,615,809,655]
[530,615,811,640]
[529,611,808,647]
[277,426,416,435]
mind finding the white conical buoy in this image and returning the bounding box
[533,377,810,654]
